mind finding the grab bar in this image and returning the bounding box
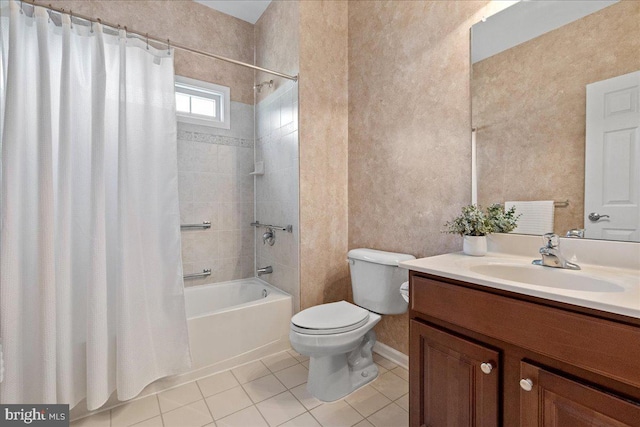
[251,221,293,233]
[181,221,211,230]
[183,269,211,279]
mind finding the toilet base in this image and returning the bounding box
[307,330,378,402]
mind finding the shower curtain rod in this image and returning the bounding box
[19,0,299,82]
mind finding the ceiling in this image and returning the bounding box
[472,0,619,63]
[194,0,272,24]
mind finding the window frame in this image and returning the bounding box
[175,76,231,129]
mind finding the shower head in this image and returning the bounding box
[253,79,274,93]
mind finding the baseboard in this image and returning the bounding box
[373,341,408,370]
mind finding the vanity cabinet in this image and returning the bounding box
[409,320,499,426]
[408,272,640,427]
[520,362,640,427]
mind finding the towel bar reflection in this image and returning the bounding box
[184,269,211,279]
[181,221,211,229]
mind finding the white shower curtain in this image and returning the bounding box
[0,1,191,410]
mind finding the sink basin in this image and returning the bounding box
[400,252,640,318]
[469,264,625,293]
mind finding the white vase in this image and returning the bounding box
[463,235,487,256]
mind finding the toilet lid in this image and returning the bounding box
[291,301,370,335]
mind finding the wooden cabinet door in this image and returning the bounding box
[520,361,640,427]
[409,320,500,427]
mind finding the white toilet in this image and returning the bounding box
[289,248,415,401]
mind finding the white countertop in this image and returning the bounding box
[399,252,640,319]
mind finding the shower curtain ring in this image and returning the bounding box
[146,33,149,50]
[167,39,171,55]
[69,10,73,28]
[90,20,93,33]
[19,0,23,14]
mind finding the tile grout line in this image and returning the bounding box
[254,400,275,427]
[364,400,396,425]
[260,356,317,427]
[158,406,166,427]
[228,366,243,386]
[210,364,292,426]
[253,390,296,427]
[306,410,325,427]
[341,397,366,425]
[194,380,215,426]
[279,355,402,426]
[210,393,255,425]
[393,393,409,414]
[282,378,317,413]
[387,367,409,381]
[83,354,403,427]
[118,394,162,427]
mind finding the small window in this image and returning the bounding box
[175,76,230,129]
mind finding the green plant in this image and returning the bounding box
[444,204,520,236]
[486,203,521,233]
[444,205,493,236]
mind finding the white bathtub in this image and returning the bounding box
[185,277,292,371]
[70,277,292,421]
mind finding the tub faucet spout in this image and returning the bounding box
[257,266,273,276]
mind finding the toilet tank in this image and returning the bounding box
[347,248,416,315]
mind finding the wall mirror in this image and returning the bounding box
[471,0,640,242]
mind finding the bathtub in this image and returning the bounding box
[185,277,292,371]
[70,277,292,421]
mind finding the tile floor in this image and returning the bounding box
[71,351,409,427]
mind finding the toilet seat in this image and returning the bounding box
[291,301,370,335]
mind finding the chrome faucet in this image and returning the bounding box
[257,266,273,276]
[532,233,580,270]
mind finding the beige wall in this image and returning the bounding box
[255,1,300,102]
[348,1,489,354]
[299,0,350,309]
[474,1,640,235]
[35,0,510,357]
[39,0,255,103]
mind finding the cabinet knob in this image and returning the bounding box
[480,362,493,374]
[520,378,533,392]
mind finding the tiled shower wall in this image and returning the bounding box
[178,101,255,286]
[255,81,300,310]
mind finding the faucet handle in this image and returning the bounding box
[542,233,559,248]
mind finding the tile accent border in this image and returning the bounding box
[178,130,254,148]
[256,121,297,146]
